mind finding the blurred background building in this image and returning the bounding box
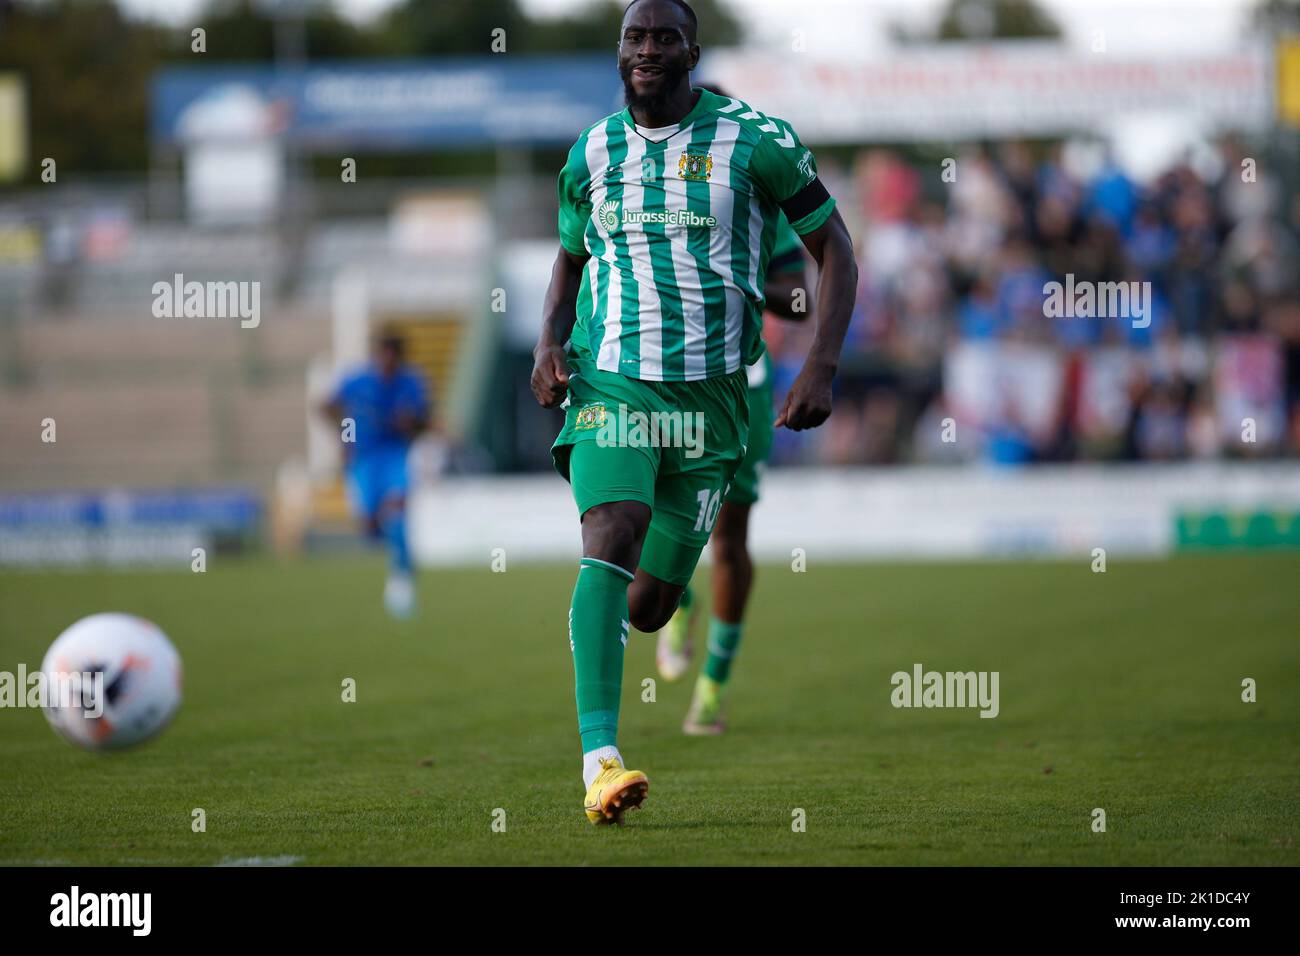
[1,0,1298,564]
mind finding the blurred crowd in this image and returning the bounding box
[765,139,1300,466]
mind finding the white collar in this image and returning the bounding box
[634,122,678,143]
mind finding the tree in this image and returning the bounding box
[1247,0,1300,36]
[0,0,166,180]
[516,0,743,53]
[159,0,381,62]
[0,0,745,183]
[892,0,1062,43]
[374,0,741,57]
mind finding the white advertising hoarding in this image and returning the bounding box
[409,464,1300,565]
[705,43,1271,142]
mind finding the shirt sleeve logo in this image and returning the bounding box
[797,149,815,183]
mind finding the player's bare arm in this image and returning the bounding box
[775,208,857,430]
[531,246,589,408]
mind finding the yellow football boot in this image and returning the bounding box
[583,757,649,825]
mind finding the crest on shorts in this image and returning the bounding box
[575,403,608,430]
[678,151,713,182]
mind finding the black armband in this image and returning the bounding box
[778,178,831,229]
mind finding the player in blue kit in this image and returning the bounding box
[321,333,431,619]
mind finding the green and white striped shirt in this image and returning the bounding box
[557,87,835,382]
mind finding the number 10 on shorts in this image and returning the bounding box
[694,487,723,533]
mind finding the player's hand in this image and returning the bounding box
[775,364,834,431]
[531,345,571,408]
[392,410,421,438]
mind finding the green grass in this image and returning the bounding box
[1,554,1297,866]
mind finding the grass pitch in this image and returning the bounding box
[1,554,1297,866]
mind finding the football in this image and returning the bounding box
[40,613,182,751]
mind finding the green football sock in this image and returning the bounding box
[570,557,633,754]
[703,617,744,684]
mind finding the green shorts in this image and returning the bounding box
[551,357,750,586]
[728,352,775,506]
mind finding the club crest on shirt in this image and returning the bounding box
[575,403,608,430]
[678,151,713,182]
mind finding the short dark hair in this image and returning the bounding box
[623,0,698,42]
[377,332,405,357]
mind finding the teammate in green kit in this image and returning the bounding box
[653,83,811,736]
[529,0,857,824]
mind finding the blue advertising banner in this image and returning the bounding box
[0,488,261,531]
[152,55,625,150]
[0,488,262,567]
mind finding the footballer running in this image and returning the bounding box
[530,0,858,825]
[653,82,811,737]
[321,333,431,619]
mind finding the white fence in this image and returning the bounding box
[409,463,1300,566]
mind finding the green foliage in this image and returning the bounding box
[0,0,742,183]
[892,0,1062,43]
[936,0,1061,40]
[0,0,166,179]
[163,0,383,61]
[373,0,740,55]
